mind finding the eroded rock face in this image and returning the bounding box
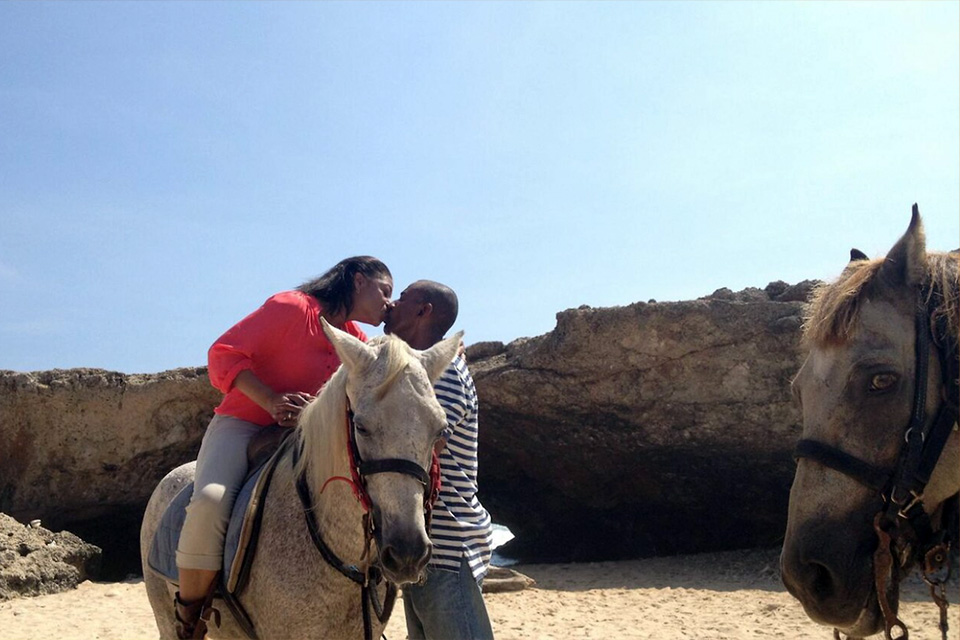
[0,513,101,600]
[0,281,818,571]
[0,368,218,531]
[468,282,817,561]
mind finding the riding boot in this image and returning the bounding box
[174,591,218,639]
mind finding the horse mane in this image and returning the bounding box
[293,335,415,501]
[803,251,960,350]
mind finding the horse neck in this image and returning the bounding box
[300,469,369,570]
[294,376,370,565]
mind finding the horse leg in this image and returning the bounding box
[143,567,181,640]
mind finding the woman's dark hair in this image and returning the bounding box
[298,256,391,317]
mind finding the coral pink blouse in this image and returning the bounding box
[207,290,367,425]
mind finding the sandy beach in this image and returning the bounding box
[0,548,952,640]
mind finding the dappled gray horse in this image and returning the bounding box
[141,321,461,639]
[781,206,959,639]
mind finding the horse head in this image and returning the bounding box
[297,320,461,585]
[781,206,959,638]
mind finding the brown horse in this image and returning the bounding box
[781,206,959,639]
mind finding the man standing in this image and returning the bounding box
[384,280,495,640]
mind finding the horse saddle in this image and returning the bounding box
[147,426,294,595]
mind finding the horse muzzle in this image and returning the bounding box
[376,528,432,585]
[780,519,883,632]
[369,496,433,585]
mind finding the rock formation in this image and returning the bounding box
[0,368,219,577]
[0,513,101,600]
[469,281,816,561]
[0,281,818,575]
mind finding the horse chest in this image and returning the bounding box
[239,477,377,640]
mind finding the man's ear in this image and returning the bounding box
[417,302,434,318]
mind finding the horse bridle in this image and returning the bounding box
[292,401,441,640]
[793,284,960,640]
[344,405,442,515]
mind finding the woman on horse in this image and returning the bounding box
[174,256,393,639]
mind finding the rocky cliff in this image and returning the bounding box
[0,368,219,577]
[469,281,814,561]
[0,281,815,574]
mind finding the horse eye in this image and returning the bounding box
[869,373,898,393]
[354,419,370,436]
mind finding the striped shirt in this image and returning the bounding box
[430,354,493,581]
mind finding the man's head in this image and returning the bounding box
[384,280,458,350]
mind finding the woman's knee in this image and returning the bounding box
[187,483,230,520]
[197,482,228,504]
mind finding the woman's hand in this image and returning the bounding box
[233,370,314,427]
[272,392,314,427]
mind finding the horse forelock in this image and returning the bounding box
[293,335,420,498]
[371,336,415,401]
[803,251,959,352]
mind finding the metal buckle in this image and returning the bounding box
[896,489,924,519]
[903,426,925,444]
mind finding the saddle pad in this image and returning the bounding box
[147,465,265,585]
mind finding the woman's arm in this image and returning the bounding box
[233,370,312,427]
[207,293,301,394]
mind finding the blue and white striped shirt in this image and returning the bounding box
[430,354,492,581]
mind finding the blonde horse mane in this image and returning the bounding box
[803,251,960,350]
[293,335,416,500]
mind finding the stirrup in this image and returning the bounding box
[175,591,221,639]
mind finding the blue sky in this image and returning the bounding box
[1,2,958,373]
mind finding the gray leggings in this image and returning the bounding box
[176,414,261,571]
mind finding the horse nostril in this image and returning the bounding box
[381,545,400,572]
[808,560,836,599]
[415,543,431,573]
[783,545,838,603]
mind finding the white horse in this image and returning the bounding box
[140,320,461,639]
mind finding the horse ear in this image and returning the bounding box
[878,203,927,287]
[849,248,868,262]
[320,317,376,372]
[419,331,464,383]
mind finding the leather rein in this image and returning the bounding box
[794,284,960,640]
[292,401,442,640]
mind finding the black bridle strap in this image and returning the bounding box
[358,459,430,485]
[909,308,932,434]
[793,439,892,492]
[291,442,367,586]
[887,307,958,511]
[915,307,960,487]
[914,405,959,489]
[888,310,933,500]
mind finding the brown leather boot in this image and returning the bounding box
[174,591,219,639]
